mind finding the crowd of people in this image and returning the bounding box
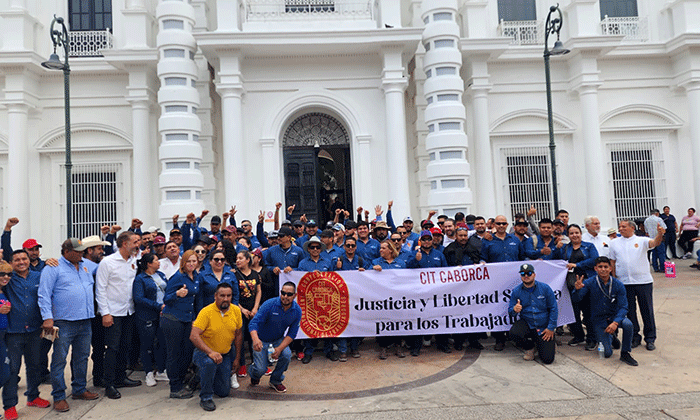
[0,200,680,415]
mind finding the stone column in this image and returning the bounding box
[259,137,279,214]
[470,84,496,216]
[684,81,700,203]
[6,103,29,241]
[356,135,373,210]
[128,98,153,223]
[216,82,247,218]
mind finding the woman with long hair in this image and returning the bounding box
[132,253,168,387]
[251,248,276,304]
[0,262,12,392]
[195,250,237,314]
[234,250,261,378]
[160,250,200,399]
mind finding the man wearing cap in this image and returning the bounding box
[3,249,51,419]
[39,239,100,412]
[508,263,558,364]
[265,227,304,275]
[318,230,342,261]
[95,231,142,399]
[152,236,167,259]
[291,221,305,241]
[297,221,319,248]
[430,227,445,252]
[401,217,419,251]
[644,209,666,273]
[407,231,447,269]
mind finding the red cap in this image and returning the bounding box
[22,239,42,249]
[153,236,166,245]
[429,227,443,236]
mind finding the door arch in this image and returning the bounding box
[283,113,353,227]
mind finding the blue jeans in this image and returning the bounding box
[192,348,231,402]
[135,317,166,373]
[160,316,193,393]
[51,319,92,401]
[593,317,633,357]
[250,338,291,385]
[3,330,42,409]
[651,242,666,271]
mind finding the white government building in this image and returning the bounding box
[0,0,697,249]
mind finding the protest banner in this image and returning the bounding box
[281,260,574,339]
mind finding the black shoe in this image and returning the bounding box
[646,342,656,351]
[115,378,141,388]
[453,344,464,351]
[467,341,484,350]
[611,337,621,350]
[555,326,565,336]
[325,352,339,362]
[169,388,194,399]
[200,399,216,412]
[410,349,419,357]
[620,351,638,366]
[568,337,585,346]
[584,340,597,351]
[105,386,121,399]
[631,336,642,348]
[302,354,312,364]
[494,342,505,351]
[437,346,452,354]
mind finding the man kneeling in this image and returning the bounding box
[508,263,558,364]
[571,257,638,366]
[190,283,242,411]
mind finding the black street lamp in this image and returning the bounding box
[544,4,569,215]
[41,16,73,238]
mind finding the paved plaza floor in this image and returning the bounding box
[10,262,700,420]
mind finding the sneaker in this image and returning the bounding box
[302,354,312,364]
[154,371,169,382]
[5,407,18,420]
[169,388,194,399]
[646,342,656,351]
[612,337,621,350]
[379,348,388,360]
[27,397,51,408]
[230,374,239,389]
[395,347,406,358]
[145,371,156,387]
[269,383,287,393]
[338,352,348,362]
[200,399,216,411]
[350,349,360,358]
[422,339,431,347]
[296,352,305,361]
[620,351,639,366]
[237,365,247,377]
[410,349,419,357]
[250,377,260,386]
[555,326,565,336]
[264,367,272,376]
[584,341,597,351]
[568,337,585,346]
[523,348,535,361]
[326,351,339,362]
[494,342,505,351]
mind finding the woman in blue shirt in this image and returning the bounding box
[160,250,200,399]
[195,250,237,314]
[0,262,12,390]
[372,240,407,359]
[132,253,168,387]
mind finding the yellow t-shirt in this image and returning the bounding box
[192,303,243,355]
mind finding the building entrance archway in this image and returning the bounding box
[283,113,353,227]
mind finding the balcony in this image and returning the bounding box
[69,30,114,57]
[244,0,375,23]
[600,16,648,42]
[498,20,543,46]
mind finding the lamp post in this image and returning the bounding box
[41,16,73,238]
[543,4,569,215]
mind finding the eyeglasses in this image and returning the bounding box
[344,244,356,248]
[280,291,295,297]
[0,272,11,278]
[399,231,408,235]
[241,224,251,228]
[519,272,534,276]
[307,245,321,250]
[212,258,226,263]
[456,227,468,231]
[390,238,401,242]
[495,222,508,226]
[195,250,207,254]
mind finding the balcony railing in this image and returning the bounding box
[600,16,648,42]
[69,30,114,57]
[244,0,375,22]
[498,19,543,46]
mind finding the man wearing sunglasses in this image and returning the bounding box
[265,227,303,275]
[508,264,557,364]
[248,282,301,393]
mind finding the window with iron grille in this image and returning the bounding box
[61,163,123,240]
[497,0,536,21]
[502,146,553,220]
[69,0,112,31]
[609,141,665,224]
[285,0,335,13]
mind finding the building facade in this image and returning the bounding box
[0,0,697,250]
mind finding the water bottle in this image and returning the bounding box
[597,342,604,359]
[267,343,276,363]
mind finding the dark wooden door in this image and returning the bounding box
[284,148,319,223]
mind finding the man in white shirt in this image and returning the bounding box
[582,216,610,257]
[609,220,665,352]
[95,231,142,399]
[159,241,181,280]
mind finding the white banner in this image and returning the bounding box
[281,260,575,339]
